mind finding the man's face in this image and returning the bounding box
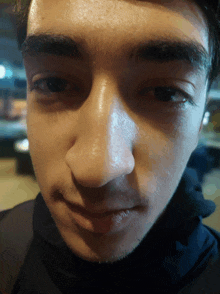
[24,0,209,262]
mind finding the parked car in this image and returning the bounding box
[12,116,34,175]
[14,136,34,175]
[0,116,26,157]
[187,90,220,182]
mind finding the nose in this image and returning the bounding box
[65,75,136,187]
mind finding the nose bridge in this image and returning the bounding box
[82,72,135,153]
[66,73,135,187]
[85,74,114,131]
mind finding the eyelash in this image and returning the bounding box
[138,86,196,106]
[31,77,79,94]
[31,77,196,107]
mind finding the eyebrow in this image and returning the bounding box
[22,34,82,59]
[133,39,210,72]
[21,34,211,73]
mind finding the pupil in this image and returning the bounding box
[155,88,175,102]
[47,78,67,92]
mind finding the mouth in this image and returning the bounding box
[65,201,135,234]
[67,202,131,218]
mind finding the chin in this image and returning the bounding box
[57,224,139,264]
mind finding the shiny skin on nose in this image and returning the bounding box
[65,77,136,187]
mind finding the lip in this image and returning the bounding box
[67,202,130,218]
[66,202,135,234]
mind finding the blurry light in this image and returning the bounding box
[6,68,13,78]
[203,111,210,126]
[0,65,6,79]
[14,138,29,153]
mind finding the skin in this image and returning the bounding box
[24,0,209,263]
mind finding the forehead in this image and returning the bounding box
[27,0,209,52]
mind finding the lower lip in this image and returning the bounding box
[67,205,134,234]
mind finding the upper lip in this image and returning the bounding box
[66,202,133,218]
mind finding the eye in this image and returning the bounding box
[153,87,186,103]
[32,77,79,94]
[139,86,195,105]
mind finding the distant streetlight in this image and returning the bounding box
[0,65,6,79]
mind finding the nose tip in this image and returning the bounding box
[66,136,135,188]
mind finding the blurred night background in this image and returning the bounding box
[0,0,220,230]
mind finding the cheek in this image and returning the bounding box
[26,107,71,190]
[133,105,204,193]
[26,100,76,162]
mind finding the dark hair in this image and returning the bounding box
[13,0,220,92]
[194,0,220,92]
